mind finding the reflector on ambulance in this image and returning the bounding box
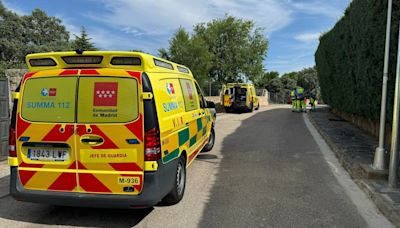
[62,56,103,64]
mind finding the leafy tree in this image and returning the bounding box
[71,26,97,51]
[0,1,25,63]
[267,77,284,93]
[22,9,70,52]
[315,0,399,119]
[253,71,279,88]
[266,67,319,103]
[158,27,212,86]
[159,15,268,86]
[0,3,72,76]
[281,72,298,81]
[296,67,318,95]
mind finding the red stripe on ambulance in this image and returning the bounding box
[59,69,79,76]
[79,173,112,193]
[127,71,141,84]
[48,172,77,191]
[16,114,31,139]
[41,124,74,142]
[125,114,143,142]
[19,170,37,186]
[109,163,143,172]
[21,72,37,83]
[80,69,99,75]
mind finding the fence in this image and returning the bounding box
[0,78,9,160]
[269,92,288,104]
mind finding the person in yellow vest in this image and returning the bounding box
[290,90,297,112]
[295,86,306,113]
[309,91,318,112]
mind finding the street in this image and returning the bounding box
[0,105,393,228]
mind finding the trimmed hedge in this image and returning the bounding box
[315,0,400,121]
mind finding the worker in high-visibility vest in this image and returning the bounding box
[295,86,306,112]
[309,91,318,112]
[290,90,296,112]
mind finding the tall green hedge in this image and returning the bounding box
[315,0,400,121]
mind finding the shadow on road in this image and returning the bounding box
[198,107,367,227]
[0,193,152,227]
[197,154,218,160]
[0,175,10,198]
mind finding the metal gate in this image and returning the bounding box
[0,78,9,160]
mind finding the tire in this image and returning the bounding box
[162,155,186,205]
[225,107,231,113]
[248,102,253,113]
[255,103,260,110]
[202,127,215,152]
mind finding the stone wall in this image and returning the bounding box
[5,69,27,113]
[332,108,392,146]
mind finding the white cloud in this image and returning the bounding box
[294,32,321,42]
[289,0,346,19]
[2,0,28,15]
[87,27,167,54]
[89,0,293,36]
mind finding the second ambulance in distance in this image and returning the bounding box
[8,51,215,208]
[221,83,259,112]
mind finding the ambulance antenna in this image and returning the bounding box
[75,48,84,54]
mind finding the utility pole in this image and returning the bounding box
[209,79,212,97]
[373,0,393,170]
[388,24,400,188]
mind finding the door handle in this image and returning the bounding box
[81,135,104,146]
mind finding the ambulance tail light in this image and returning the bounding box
[145,128,161,161]
[9,127,16,157]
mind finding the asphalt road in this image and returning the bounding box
[0,105,393,227]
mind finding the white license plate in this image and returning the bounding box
[27,148,69,161]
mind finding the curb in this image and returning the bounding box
[308,113,400,228]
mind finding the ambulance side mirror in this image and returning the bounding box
[206,101,215,109]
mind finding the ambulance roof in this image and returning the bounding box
[25,51,193,77]
[226,83,253,87]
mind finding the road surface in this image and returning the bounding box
[0,105,393,227]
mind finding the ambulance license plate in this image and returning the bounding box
[27,148,69,161]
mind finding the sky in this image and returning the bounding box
[3,0,351,74]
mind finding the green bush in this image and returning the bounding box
[315,0,400,121]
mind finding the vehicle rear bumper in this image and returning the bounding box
[10,159,177,209]
[231,102,248,110]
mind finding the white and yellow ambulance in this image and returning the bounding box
[8,51,215,208]
[221,83,259,112]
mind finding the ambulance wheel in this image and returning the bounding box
[255,103,260,110]
[202,127,215,152]
[248,102,254,112]
[163,155,186,205]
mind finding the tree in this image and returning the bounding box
[71,26,97,51]
[0,4,71,76]
[265,67,319,103]
[158,27,212,86]
[22,9,71,53]
[0,1,26,63]
[281,72,298,81]
[266,77,284,93]
[159,15,268,86]
[296,67,318,95]
[253,71,279,88]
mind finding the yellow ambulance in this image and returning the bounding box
[8,51,215,208]
[221,83,259,112]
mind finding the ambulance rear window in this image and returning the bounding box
[77,77,138,123]
[21,77,77,123]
